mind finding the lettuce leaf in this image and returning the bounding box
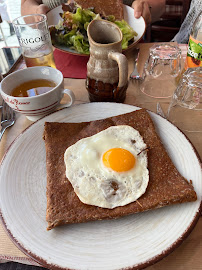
[114,20,137,49]
[70,32,89,54]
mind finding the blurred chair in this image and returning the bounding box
[145,0,192,42]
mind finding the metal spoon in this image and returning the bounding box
[130,48,143,80]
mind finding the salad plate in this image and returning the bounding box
[0,103,201,270]
[47,5,146,56]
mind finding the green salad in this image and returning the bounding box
[50,3,137,55]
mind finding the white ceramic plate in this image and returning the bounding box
[47,5,146,55]
[0,103,201,270]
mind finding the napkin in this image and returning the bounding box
[53,49,89,79]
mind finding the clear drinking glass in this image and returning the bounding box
[140,44,182,98]
[12,14,56,68]
[167,67,202,132]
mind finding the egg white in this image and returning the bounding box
[64,125,149,209]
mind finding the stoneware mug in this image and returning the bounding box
[86,19,128,103]
[0,66,75,121]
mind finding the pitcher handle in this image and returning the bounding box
[108,51,128,88]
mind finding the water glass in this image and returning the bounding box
[140,44,182,98]
[167,67,202,132]
[12,14,56,68]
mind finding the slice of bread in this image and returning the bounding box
[74,0,124,20]
[43,109,197,230]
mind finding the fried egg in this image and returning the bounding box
[64,125,149,209]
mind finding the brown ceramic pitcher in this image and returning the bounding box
[86,19,128,103]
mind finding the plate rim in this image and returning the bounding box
[0,103,201,270]
[48,5,146,56]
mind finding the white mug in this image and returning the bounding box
[0,66,75,121]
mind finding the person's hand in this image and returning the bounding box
[36,3,50,14]
[132,0,151,25]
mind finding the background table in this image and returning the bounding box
[0,43,201,270]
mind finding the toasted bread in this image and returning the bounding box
[74,0,124,20]
[43,109,197,230]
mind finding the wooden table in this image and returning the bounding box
[0,43,201,270]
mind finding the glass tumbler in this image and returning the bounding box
[12,14,56,68]
[167,67,202,132]
[140,44,182,98]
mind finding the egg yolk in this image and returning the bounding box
[102,148,136,172]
